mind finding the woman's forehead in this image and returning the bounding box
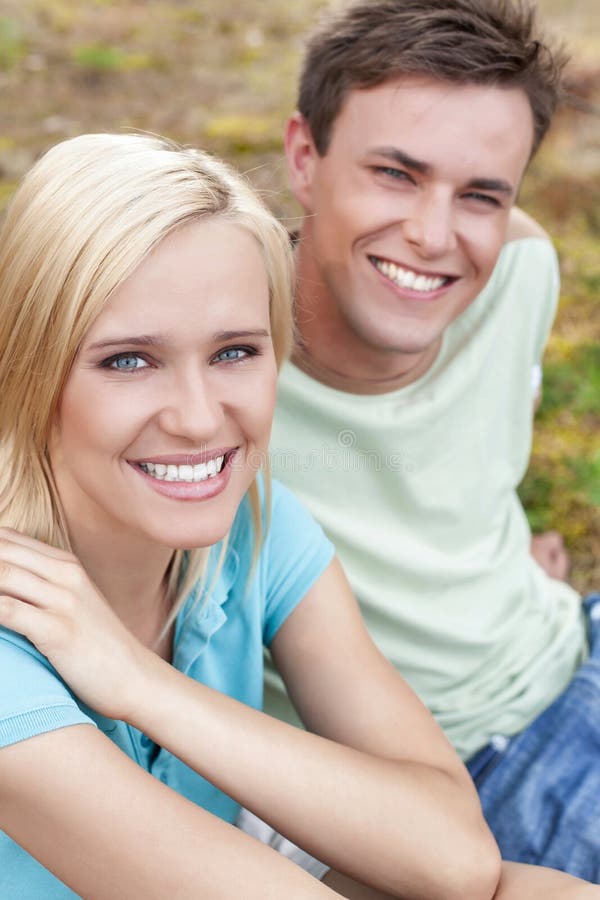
[82,220,271,348]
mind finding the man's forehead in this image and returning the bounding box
[336,74,531,121]
[327,75,535,173]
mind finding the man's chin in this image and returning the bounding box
[359,324,444,360]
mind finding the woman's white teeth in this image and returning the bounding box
[374,258,446,292]
[139,456,225,482]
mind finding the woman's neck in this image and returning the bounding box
[67,517,175,654]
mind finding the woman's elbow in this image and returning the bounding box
[442,827,502,900]
[381,817,502,900]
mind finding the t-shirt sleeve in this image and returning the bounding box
[0,629,95,749]
[503,236,560,365]
[261,480,335,646]
[529,238,560,364]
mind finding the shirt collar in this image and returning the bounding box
[172,545,240,674]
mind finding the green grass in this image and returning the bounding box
[0,17,26,69]
[539,345,600,420]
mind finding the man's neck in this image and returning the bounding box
[293,231,441,395]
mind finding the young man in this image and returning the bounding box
[265,0,600,881]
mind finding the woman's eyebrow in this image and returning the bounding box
[86,329,270,352]
[212,329,270,341]
[86,334,165,351]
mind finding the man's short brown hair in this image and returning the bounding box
[298,0,568,156]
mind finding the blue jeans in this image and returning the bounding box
[467,593,600,882]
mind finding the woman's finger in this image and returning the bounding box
[0,560,70,611]
[0,593,50,646]
[0,527,74,562]
[0,531,79,588]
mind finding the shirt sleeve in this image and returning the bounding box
[0,629,95,749]
[531,362,543,397]
[505,236,560,365]
[530,238,560,365]
[261,480,335,646]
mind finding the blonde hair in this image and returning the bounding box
[0,133,293,622]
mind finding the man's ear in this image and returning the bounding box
[285,112,318,212]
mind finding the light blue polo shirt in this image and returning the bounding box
[0,480,334,899]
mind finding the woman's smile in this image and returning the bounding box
[129,447,238,501]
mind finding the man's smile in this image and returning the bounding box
[368,254,457,296]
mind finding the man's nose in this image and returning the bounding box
[402,191,457,258]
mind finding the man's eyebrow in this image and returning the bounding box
[86,329,270,351]
[371,146,432,175]
[371,146,515,196]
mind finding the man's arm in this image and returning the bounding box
[324,865,600,900]
[505,206,550,244]
[507,208,571,582]
[495,863,600,899]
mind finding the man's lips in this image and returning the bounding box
[368,254,458,293]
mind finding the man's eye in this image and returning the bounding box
[212,346,256,364]
[376,167,413,182]
[103,353,149,371]
[464,192,501,207]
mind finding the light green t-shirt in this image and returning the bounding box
[266,236,586,760]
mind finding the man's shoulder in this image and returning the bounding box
[489,207,558,294]
[471,207,559,363]
[506,206,551,244]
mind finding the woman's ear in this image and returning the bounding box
[284,113,319,213]
[45,417,62,467]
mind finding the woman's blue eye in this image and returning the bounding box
[214,347,252,363]
[107,354,148,371]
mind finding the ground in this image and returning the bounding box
[0,0,598,591]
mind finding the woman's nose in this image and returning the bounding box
[157,370,225,444]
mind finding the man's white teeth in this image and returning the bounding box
[373,258,447,292]
[139,456,225,482]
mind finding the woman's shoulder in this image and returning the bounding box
[0,626,54,672]
[262,480,335,592]
[231,477,331,556]
[269,477,316,521]
[258,480,336,645]
[0,627,94,751]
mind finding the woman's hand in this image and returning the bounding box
[0,527,151,720]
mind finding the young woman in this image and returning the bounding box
[0,133,596,900]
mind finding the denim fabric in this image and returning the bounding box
[467,594,600,882]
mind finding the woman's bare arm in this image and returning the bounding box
[0,529,500,900]
[267,559,501,899]
[4,531,595,899]
[0,725,337,900]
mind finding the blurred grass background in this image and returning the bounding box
[0,0,597,591]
